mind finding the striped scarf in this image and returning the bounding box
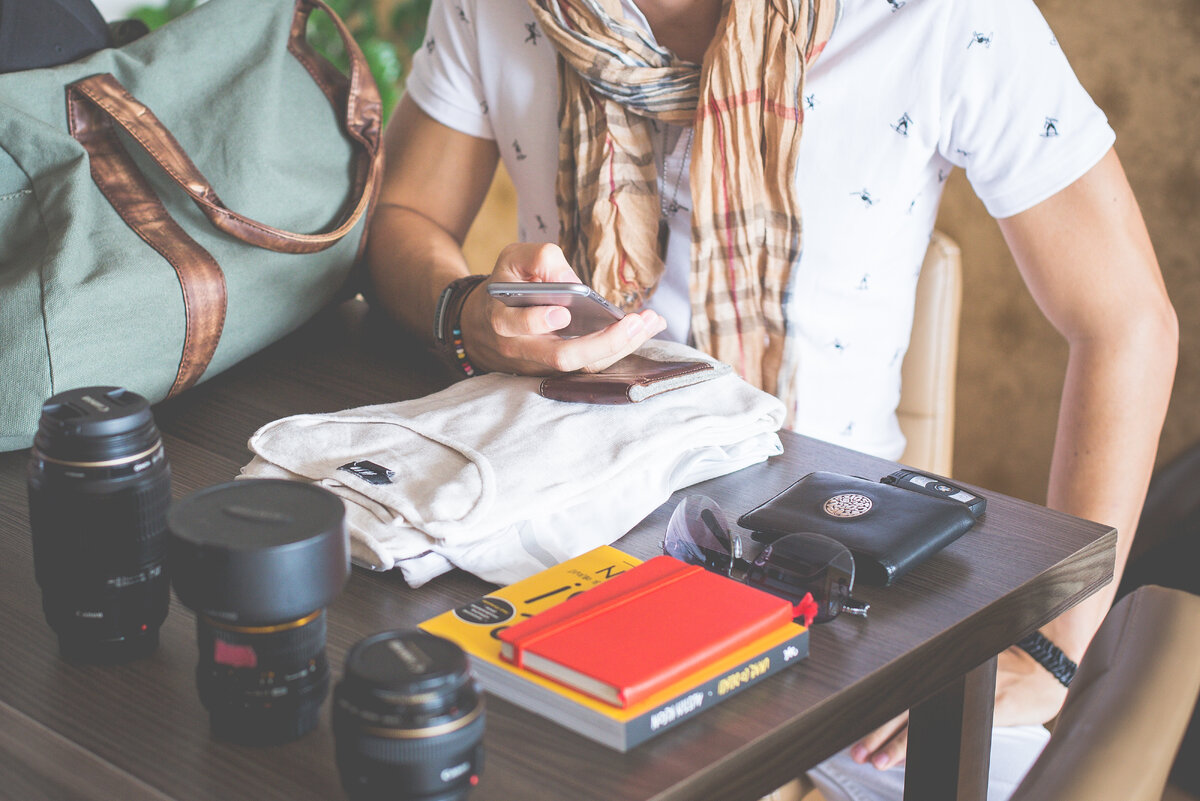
[528,0,840,414]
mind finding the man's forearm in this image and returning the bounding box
[1041,316,1177,661]
[996,148,1179,664]
[366,202,475,346]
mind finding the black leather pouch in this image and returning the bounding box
[736,471,979,586]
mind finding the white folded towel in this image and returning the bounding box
[240,341,785,586]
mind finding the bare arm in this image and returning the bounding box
[366,96,664,374]
[998,146,1177,664]
[366,94,501,346]
[853,147,1178,769]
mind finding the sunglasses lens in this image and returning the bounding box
[663,495,740,575]
[745,531,856,623]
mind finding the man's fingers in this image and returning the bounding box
[509,310,665,373]
[850,711,910,770]
[570,312,666,372]
[489,301,572,338]
[870,725,909,770]
[494,242,578,283]
[471,243,667,374]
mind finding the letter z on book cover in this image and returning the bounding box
[418,546,808,751]
[497,555,801,707]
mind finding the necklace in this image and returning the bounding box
[657,122,694,258]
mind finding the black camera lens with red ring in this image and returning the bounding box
[167,479,349,746]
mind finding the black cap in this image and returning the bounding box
[168,479,350,625]
[0,0,110,73]
[33,386,160,464]
[344,630,472,699]
[336,630,480,732]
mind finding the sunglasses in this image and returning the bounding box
[663,495,869,626]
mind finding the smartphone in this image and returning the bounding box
[487,282,626,338]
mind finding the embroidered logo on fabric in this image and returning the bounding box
[823,493,873,518]
[338,460,395,486]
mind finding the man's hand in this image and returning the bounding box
[460,242,666,375]
[849,646,1068,770]
[366,97,667,377]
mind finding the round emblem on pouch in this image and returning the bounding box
[823,493,873,518]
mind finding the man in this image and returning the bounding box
[367,0,1178,797]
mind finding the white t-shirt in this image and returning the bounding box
[405,0,1115,459]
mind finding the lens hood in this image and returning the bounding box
[168,479,349,624]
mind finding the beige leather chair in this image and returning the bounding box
[1011,585,1200,801]
[897,231,962,477]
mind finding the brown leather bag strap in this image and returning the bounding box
[68,0,383,255]
[67,88,227,397]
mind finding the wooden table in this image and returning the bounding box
[0,299,1115,801]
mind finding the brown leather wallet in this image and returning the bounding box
[538,353,725,404]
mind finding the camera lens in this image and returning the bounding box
[27,386,171,664]
[334,630,485,801]
[167,479,349,745]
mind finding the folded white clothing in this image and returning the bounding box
[240,341,785,587]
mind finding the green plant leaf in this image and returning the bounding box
[392,0,432,56]
[360,39,403,86]
[127,7,169,29]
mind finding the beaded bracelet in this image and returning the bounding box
[1015,631,1077,687]
[432,274,488,378]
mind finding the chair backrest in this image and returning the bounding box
[1010,585,1200,801]
[897,231,962,477]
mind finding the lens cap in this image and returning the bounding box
[34,386,160,463]
[168,479,349,624]
[343,630,473,701]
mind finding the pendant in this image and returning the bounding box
[657,215,669,259]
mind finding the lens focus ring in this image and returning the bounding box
[337,707,485,762]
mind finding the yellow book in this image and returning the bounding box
[419,546,808,752]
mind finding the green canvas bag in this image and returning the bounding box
[0,0,383,451]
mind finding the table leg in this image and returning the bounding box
[903,656,997,801]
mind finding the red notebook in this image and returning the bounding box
[497,555,800,707]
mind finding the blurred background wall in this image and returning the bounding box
[939,0,1198,506]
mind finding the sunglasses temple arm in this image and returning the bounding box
[700,507,735,552]
[842,597,870,617]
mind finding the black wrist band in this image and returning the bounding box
[1016,631,1077,687]
[433,274,488,378]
